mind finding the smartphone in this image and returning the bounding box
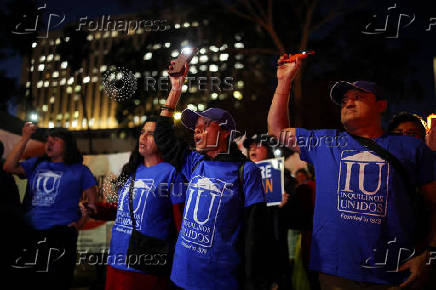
[168,47,198,77]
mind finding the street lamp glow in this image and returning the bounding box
[174,112,182,120]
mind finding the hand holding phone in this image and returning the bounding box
[278,51,315,66]
[168,47,198,77]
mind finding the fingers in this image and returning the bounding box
[400,272,417,288]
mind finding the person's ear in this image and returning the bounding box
[377,99,387,113]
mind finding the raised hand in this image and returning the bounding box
[277,53,302,82]
[169,61,189,91]
[22,122,37,139]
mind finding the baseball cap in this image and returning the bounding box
[330,81,386,105]
[181,107,236,131]
[243,134,277,149]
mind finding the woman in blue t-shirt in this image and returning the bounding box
[3,122,97,290]
[105,117,185,290]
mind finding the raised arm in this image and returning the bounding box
[3,122,37,176]
[267,54,302,152]
[160,62,188,117]
[154,62,191,170]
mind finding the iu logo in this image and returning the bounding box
[337,151,390,217]
[31,170,63,206]
[117,179,154,231]
[181,176,227,248]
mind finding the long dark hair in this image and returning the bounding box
[35,128,83,165]
[115,116,158,190]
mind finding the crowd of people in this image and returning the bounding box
[1,54,435,290]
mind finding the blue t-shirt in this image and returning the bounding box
[108,162,185,273]
[296,129,435,285]
[170,151,266,290]
[20,157,97,230]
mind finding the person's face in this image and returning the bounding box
[341,89,386,130]
[138,122,158,156]
[194,117,229,152]
[45,136,65,161]
[296,172,308,185]
[392,121,425,140]
[248,143,268,162]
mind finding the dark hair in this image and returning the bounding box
[48,128,83,164]
[34,128,82,165]
[387,112,426,140]
[115,116,158,190]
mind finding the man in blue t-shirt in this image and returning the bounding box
[154,61,270,289]
[266,54,436,289]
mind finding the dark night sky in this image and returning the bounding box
[1,0,435,119]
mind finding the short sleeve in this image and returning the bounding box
[81,165,97,191]
[416,144,435,186]
[295,128,318,163]
[19,157,39,178]
[242,162,266,207]
[181,151,205,181]
[296,128,344,164]
[170,171,187,204]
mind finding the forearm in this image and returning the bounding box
[267,78,292,138]
[161,87,183,117]
[154,116,190,170]
[3,136,30,172]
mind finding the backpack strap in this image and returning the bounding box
[349,133,415,199]
[127,170,138,230]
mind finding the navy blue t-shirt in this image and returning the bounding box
[108,162,185,273]
[170,151,266,290]
[20,157,97,230]
[296,129,435,285]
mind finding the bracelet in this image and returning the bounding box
[161,105,175,112]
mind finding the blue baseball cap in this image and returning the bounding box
[330,81,386,105]
[181,107,236,131]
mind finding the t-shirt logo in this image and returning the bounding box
[31,170,63,206]
[116,179,154,231]
[337,151,389,217]
[181,176,227,248]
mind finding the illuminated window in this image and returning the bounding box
[61,61,68,69]
[144,52,152,60]
[234,42,244,48]
[38,64,45,71]
[209,64,218,72]
[53,71,59,78]
[219,54,229,61]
